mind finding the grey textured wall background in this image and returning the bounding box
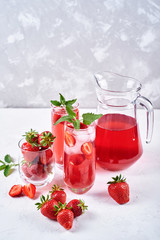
[0,0,160,108]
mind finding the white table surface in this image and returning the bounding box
[0,108,160,240]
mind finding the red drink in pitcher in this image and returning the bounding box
[95,114,143,171]
[64,123,96,194]
[51,105,79,168]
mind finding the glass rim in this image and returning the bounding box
[94,70,142,93]
[51,102,79,109]
[66,122,95,134]
[18,138,52,152]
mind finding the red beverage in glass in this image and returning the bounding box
[51,105,79,168]
[95,113,143,171]
[64,123,95,194]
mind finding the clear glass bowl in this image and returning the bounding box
[18,138,55,187]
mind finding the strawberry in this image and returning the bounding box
[107,174,129,204]
[81,142,93,155]
[80,122,88,129]
[69,154,85,165]
[49,184,66,204]
[23,129,39,146]
[66,199,88,217]
[21,164,32,178]
[65,131,76,147]
[21,142,39,163]
[9,184,22,197]
[57,209,74,230]
[40,148,54,165]
[22,183,36,199]
[38,131,56,149]
[35,195,58,220]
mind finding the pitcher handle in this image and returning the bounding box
[137,96,154,143]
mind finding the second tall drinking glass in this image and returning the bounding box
[64,123,96,194]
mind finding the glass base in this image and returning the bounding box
[19,170,55,187]
[66,184,93,194]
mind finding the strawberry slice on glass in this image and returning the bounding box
[65,131,76,147]
[81,142,93,155]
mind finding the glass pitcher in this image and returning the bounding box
[94,71,154,171]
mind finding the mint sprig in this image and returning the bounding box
[82,113,103,125]
[0,154,19,177]
[50,93,77,117]
[54,112,102,130]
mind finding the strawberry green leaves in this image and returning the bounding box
[0,155,18,177]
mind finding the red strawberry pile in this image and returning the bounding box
[35,184,88,230]
[21,129,55,181]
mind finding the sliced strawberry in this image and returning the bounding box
[9,185,22,197]
[81,142,93,155]
[22,183,36,199]
[69,154,85,165]
[65,131,76,147]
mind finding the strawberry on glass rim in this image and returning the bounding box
[23,129,39,147]
[38,131,56,149]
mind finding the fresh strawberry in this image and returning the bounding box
[23,129,39,146]
[9,184,22,197]
[21,164,32,178]
[57,208,74,230]
[65,131,76,147]
[21,142,39,163]
[22,183,36,199]
[69,154,85,165]
[40,148,54,165]
[81,142,93,155]
[49,184,66,204]
[35,195,58,220]
[66,199,88,217]
[80,122,88,129]
[107,174,129,204]
[21,142,39,152]
[38,131,56,149]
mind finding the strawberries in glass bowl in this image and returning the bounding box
[18,129,56,187]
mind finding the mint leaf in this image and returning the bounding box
[66,105,76,118]
[4,165,11,177]
[0,165,6,171]
[50,100,61,107]
[65,99,77,105]
[73,119,80,129]
[4,154,12,163]
[82,113,103,125]
[54,115,73,125]
[59,93,66,105]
